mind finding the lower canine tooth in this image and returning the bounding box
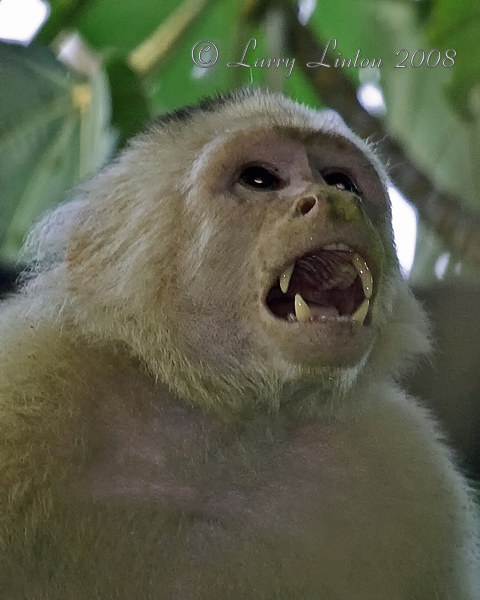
[280,263,295,293]
[294,293,312,322]
[351,298,370,325]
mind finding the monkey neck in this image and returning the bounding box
[143,351,365,424]
[54,308,369,424]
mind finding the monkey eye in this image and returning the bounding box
[239,165,283,191]
[323,171,359,195]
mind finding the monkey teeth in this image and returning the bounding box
[275,247,374,326]
[350,298,370,325]
[294,293,312,322]
[351,253,373,299]
[279,263,295,293]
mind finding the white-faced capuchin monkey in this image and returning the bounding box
[0,89,478,599]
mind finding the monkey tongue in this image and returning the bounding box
[286,280,359,318]
[294,251,356,289]
[288,251,362,316]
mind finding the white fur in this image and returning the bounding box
[0,89,478,598]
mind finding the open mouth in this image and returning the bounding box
[265,244,373,326]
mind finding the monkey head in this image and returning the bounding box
[40,90,428,416]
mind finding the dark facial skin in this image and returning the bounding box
[177,130,391,374]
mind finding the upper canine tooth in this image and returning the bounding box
[352,253,373,299]
[351,298,369,325]
[279,263,295,293]
[294,293,312,322]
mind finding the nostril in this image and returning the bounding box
[296,196,316,216]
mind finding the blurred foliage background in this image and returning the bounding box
[1,0,480,271]
[0,0,479,474]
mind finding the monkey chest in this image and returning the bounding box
[70,421,454,599]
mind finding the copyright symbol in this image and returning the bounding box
[191,40,219,68]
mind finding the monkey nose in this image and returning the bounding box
[295,196,317,216]
[293,190,364,223]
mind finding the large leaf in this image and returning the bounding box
[105,55,151,148]
[0,41,115,262]
[39,0,180,50]
[147,0,250,113]
[37,0,94,44]
[427,0,480,121]
[373,3,480,213]
[66,0,182,53]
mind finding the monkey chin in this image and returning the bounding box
[260,310,375,370]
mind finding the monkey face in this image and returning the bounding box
[177,128,394,373]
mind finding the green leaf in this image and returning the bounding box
[72,0,182,53]
[0,41,115,262]
[427,0,480,120]
[37,0,94,44]
[105,56,151,148]
[148,0,260,113]
[373,3,480,212]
